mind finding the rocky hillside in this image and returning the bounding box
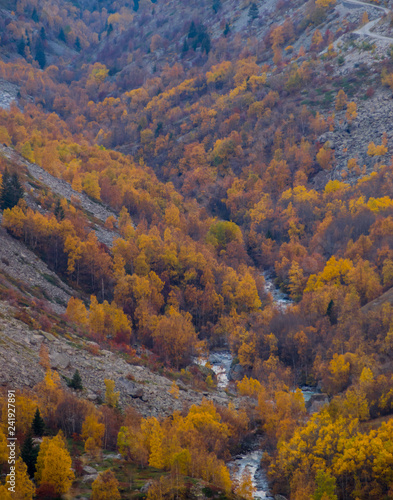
[0,300,234,418]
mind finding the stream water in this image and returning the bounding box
[197,273,316,499]
[207,349,317,499]
[262,271,292,310]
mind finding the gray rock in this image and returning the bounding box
[50,351,70,370]
[141,480,154,493]
[41,331,58,342]
[31,334,43,345]
[306,393,329,414]
[228,363,245,381]
[82,474,98,483]
[275,495,288,500]
[103,453,123,460]
[87,391,98,401]
[83,465,98,475]
[118,377,144,399]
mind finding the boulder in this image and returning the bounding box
[41,331,57,342]
[141,480,154,493]
[83,465,98,475]
[228,363,244,382]
[118,377,144,399]
[82,474,98,483]
[50,351,70,370]
[86,391,98,401]
[306,393,329,414]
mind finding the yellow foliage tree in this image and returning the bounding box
[346,102,357,124]
[367,141,388,157]
[152,306,199,369]
[316,0,336,8]
[142,417,165,469]
[117,425,149,466]
[82,413,105,457]
[0,428,8,463]
[170,381,180,399]
[35,432,74,495]
[335,89,347,111]
[66,297,88,326]
[82,172,101,200]
[312,29,323,47]
[7,458,35,500]
[316,145,334,170]
[91,469,121,500]
[0,485,11,500]
[35,370,64,425]
[104,379,120,408]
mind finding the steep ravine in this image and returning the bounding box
[201,275,318,499]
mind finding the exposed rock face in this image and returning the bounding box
[0,224,74,315]
[0,79,19,111]
[228,363,245,382]
[330,88,393,180]
[306,394,329,414]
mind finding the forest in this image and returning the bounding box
[1,0,393,498]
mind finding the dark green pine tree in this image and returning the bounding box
[32,7,39,23]
[54,199,65,220]
[58,28,66,43]
[70,369,83,390]
[201,33,211,55]
[212,0,221,13]
[223,23,230,37]
[248,2,259,21]
[182,38,189,54]
[32,408,45,437]
[188,21,197,39]
[17,38,26,57]
[75,36,81,52]
[0,170,24,210]
[21,434,39,478]
[35,40,46,69]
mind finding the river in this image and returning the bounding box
[204,349,318,499]
[197,273,317,499]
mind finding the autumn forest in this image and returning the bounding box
[1,0,393,498]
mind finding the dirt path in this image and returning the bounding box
[343,0,393,41]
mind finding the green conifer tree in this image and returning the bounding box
[0,170,24,210]
[35,40,46,69]
[21,434,39,477]
[248,3,259,21]
[32,408,45,437]
[70,369,83,390]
